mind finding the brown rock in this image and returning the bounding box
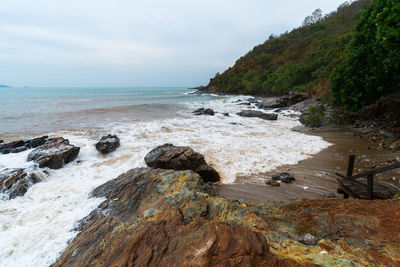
[0,168,45,199]
[52,168,400,266]
[144,144,220,183]
[95,134,120,154]
[27,137,80,169]
[52,168,293,267]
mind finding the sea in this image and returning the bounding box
[0,86,330,266]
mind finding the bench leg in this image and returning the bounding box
[343,192,349,199]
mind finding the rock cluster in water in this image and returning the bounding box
[0,136,80,199]
[0,136,48,154]
[27,137,80,169]
[0,168,46,199]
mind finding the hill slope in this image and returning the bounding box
[207,0,372,97]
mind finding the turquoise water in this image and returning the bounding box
[0,87,218,138]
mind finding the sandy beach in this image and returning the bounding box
[216,126,400,203]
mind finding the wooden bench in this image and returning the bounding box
[336,155,400,200]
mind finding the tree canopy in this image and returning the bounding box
[331,0,400,111]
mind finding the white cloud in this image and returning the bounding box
[0,25,170,65]
[0,0,347,86]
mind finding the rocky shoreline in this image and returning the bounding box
[1,91,399,265]
[53,165,400,266]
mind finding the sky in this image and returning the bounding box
[0,0,347,87]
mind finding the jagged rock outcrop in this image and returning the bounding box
[0,168,46,199]
[290,98,321,112]
[258,92,309,109]
[0,136,48,154]
[95,134,120,154]
[237,110,278,121]
[27,137,80,169]
[144,144,220,183]
[52,168,295,266]
[52,168,400,266]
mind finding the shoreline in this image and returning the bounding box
[215,126,400,203]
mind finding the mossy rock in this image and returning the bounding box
[299,104,326,128]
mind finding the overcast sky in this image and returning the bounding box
[0,0,347,87]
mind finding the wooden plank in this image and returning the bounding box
[348,162,400,179]
[347,155,355,177]
[336,162,400,180]
[336,177,366,188]
[336,172,347,179]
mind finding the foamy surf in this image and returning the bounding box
[0,95,330,266]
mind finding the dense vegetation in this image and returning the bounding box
[207,0,372,97]
[332,0,400,111]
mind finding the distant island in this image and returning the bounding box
[0,85,12,88]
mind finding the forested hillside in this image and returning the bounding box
[207,0,372,97]
[332,0,400,111]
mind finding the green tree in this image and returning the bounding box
[332,0,400,111]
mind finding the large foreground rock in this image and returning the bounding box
[53,169,293,266]
[144,144,220,182]
[53,168,400,266]
[95,134,120,154]
[27,137,80,169]
[237,110,278,121]
[0,168,46,199]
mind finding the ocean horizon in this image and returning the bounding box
[0,86,220,139]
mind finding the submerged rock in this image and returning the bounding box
[144,144,219,183]
[27,137,80,169]
[322,192,336,198]
[0,168,46,199]
[237,110,278,121]
[95,134,120,154]
[266,180,280,186]
[272,173,295,183]
[192,108,215,116]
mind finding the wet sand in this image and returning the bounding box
[215,126,400,203]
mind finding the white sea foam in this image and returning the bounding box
[0,95,331,266]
